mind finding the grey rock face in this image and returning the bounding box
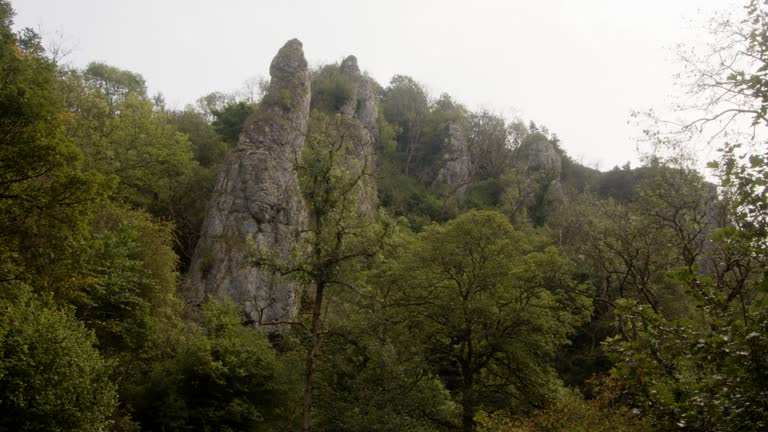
[434,123,472,196]
[520,132,561,178]
[339,56,379,139]
[338,55,379,215]
[519,132,565,208]
[186,39,311,327]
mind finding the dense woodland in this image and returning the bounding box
[2,0,768,430]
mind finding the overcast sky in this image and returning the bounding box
[14,0,734,169]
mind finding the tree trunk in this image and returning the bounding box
[302,281,325,432]
[461,388,474,432]
[461,359,475,432]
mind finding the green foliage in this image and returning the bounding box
[70,90,197,212]
[559,154,600,195]
[596,3,768,428]
[167,109,228,266]
[311,64,355,113]
[605,293,768,431]
[600,157,768,430]
[289,111,391,282]
[314,251,459,432]
[83,62,147,109]
[594,165,660,203]
[476,389,653,432]
[466,110,512,180]
[377,172,446,230]
[212,100,258,145]
[376,101,452,229]
[0,7,105,288]
[124,298,287,432]
[171,109,229,167]
[315,313,457,432]
[713,0,768,126]
[194,91,233,122]
[381,75,430,176]
[59,64,200,220]
[714,143,768,250]
[166,163,219,269]
[0,286,117,431]
[7,2,768,429]
[59,66,212,269]
[70,205,180,355]
[464,177,507,208]
[382,210,592,431]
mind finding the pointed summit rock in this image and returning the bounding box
[339,55,379,139]
[186,39,311,328]
[337,54,379,215]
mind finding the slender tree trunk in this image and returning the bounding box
[302,281,326,432]
[404,142,415,177]
[461,380,474,432]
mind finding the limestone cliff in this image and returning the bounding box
[186,39,311,326]
[338,55,379,215]
[520,132,562,178]
[433,123,472,196]
[518,132,565,222]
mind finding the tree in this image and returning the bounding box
[602,1,768,425]
[251,111,391,432]
[122,297,289,432]
[194,91,233,123]
[212,100,258,145]
[171,108,229,168]
[0,1,104,289]
[314,295,458,432]
[71,205,181,355]
[82,62,146,111]
[61,74,197,213]
[382,211,591,432]
[311,64,355,113]
[59,65,203,256]
[466,111,514,180]
[475,388,652,432]
[0,286,117,431]
[238,75,269,104]
[168,109,229,267]
[382,75,430,176]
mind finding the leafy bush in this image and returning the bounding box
[0,286,117,431]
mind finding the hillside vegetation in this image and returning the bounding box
[1,1,768,431]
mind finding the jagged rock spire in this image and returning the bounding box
[337,54,379,215]
[186,39,311,329]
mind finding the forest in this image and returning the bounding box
[1,0,768,431]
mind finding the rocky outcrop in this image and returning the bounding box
[520,132,561,178]
[186,39,311,327]
[339,56,378,138]
[338,55,378,215]
[433,123,472,196]
[518,132,565,221]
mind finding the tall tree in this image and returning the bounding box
[382,75,430,176]
[0,1,104,288]
[383,210,591,432]
[82,62,146,111]
[603,1,768,427]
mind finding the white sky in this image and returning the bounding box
[13,0,735,170]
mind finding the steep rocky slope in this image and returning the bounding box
[186,39,311,326]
